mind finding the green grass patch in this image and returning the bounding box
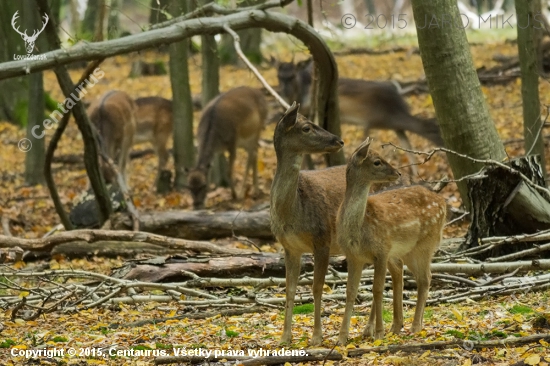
[0,339,15,348]
[445,329,465,339]
[155,343,172,349]
[509,305,534,315]
[424,307,434,320]
[225,330,239,337]
[382,309,392,323]
[52,336,68,342]
[293,303,314,315]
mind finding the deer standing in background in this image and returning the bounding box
[337,138,446,343]
[275,59,444,148]
[134,97,173,185]
[271,103,346,345]
[187,86,267,209]
[87,90,136,185]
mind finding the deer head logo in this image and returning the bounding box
[11,11,49,54]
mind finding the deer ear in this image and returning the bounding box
[269,55,278,68]
[354,138,372,162]
[278,102,299,130]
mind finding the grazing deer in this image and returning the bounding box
[271,102,346,346]
[337,138,446,343]
[134,97,173,184]
[87,90,136,185]
[187,86,267,209]
[275,59,444,148]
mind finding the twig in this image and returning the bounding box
[525,106,548,156]
[385,142,550,196]
[222,24,289,109]
[486,242,550,262]
[445,211,470,227]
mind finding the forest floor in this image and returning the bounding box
[0,38,550,365]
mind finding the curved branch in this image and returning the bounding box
[0,10,345,164]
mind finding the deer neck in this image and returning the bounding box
[341,180,372,235]
[271,151,303,218]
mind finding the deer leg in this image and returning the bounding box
[405,254,432,333]
[311,245,330,346]
[239,148,256,200]
[251,147,259,198]
[363,297,376,338]
[388,258,404,335]
[155,134,169,183]
[338,257,364,345]
[372,255,388,339]
[280,248,302,345]
[395,130,418,177]
[228,148,237,200]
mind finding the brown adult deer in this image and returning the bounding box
[187,86,267,209]
[87,90,136,185]
[275,59,444,148]
[134,97,173,184]
[271,102,346,346]
[337,138,446,343]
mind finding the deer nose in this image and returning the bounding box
[336,138,344,147]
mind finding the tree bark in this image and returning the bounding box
[515,0,546,179]
[24,0,46,185]
[411,0,506,204]
[149,0,170,25]
[169,0,194,190]
[107,0,121,39]
[112,209,273,240]
[0,1,28,124]
[82,0,98,38]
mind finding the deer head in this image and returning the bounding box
[11,11,49,54]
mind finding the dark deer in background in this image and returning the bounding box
[11,11,49,54]
[275,58,444,149]
[87,90,136,185]
[187,86,267,209]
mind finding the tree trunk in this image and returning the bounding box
[169,0,194,190]
[82,0,98,38]
[107,0,121,39]
[515,0,547,179]
[149,0,170,25]
[219,0,264,65]
[24,0,47,185]
[200,0,227,187]
[411,0,506,203]
[0,1,28,124]
[94,0,106,41]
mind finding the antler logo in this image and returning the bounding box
[11,11,49,54]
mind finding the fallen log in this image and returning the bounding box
[121,254,348,282]
[0,230,249,255]
[112,209,273,240]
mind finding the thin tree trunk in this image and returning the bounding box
[411,0,506,203]
[149,0,170,25]
[169,0,194,190]
[94,0,106,41]
[37,0,112,225]
[107,0,120,39]
[82,0,98,38]
[515,0,547,180]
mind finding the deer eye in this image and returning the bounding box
[374,160,381,166]
[302,125,311,133]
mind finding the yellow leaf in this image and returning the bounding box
[419,350,430,359]
[462,359,472,366]
[323,284,332,293]
[525,354,541,365]
[514,314,524,322]
[451,309,463,321]
[373,339,383,346]
[19,291,30,298]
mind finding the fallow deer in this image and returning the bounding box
[275,59,444,148]
[337,138,446,343]
[187,86,267,209]
[134,97,173,184]
[87,90,136,185]
[271,103,346,346]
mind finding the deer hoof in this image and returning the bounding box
[390,324,402,334]
[279,333,292,345]
[410,324,423,334]
[310,334,322,346]
[362,324,374,338]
